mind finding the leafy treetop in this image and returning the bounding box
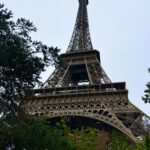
[0,4,60,118]
[142,68,150,103]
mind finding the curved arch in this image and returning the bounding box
[35,110,136,142]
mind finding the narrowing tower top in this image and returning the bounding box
[67,0,93,52]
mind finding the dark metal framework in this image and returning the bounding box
[43,50,111,87]
[23,0,150,144]
[67,0,93,52]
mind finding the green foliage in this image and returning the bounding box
[0,4,60,117]
[67,128,98,150]
[0,117,75,150]
[109,130,133,150]
[53,117,99,150]
[136,135,150,150]
[142,68,150,103]
[3,116,150,150]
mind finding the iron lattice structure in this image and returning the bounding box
[23,0,150,143]
[67,0,93,52]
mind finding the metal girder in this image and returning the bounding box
[23,91,150,143]
[23,0,150,145]
[43,51,111,87]
[67,0,93,52]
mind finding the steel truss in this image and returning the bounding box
[23,84,150,142]
[23,0,150,144]
[67,0,93,52]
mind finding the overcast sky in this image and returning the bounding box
[1,0,150,116]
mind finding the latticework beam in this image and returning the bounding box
[67,0,93,52]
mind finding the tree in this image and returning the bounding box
[53,117,99,150]
[0,4,60,118]
[142,68,150,103]
[0,117,75,150]
[136,135,150,150]
[109,130,133,150]
[67,127,98,150]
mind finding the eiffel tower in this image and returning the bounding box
[23,0,150,143]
